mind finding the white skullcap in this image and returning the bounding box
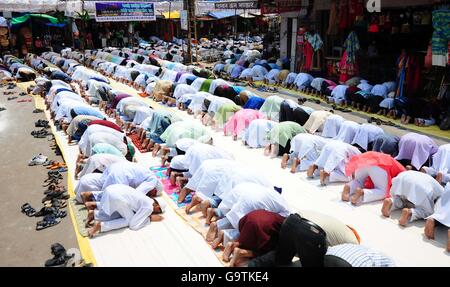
[197,135,212,144]
[170,155,188,171]
[175,138,198,152]
[155,198,167,213]
[155,180,164,196]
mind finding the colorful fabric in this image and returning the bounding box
[199,79,213,93]
[224,109,266,138]
[432,10,450,56]
[345,151,406,197]
[305,33,324,52]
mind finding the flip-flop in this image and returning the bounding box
[21,203,36,217]
[36,215,61,231]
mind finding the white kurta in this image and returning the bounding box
[428,183,450,227]
[290,134,330,171]
[78,153,126,178]
[213,166,273,200]
[83,132,128,157]
[243,119,277,148]
[184,143,234,176]
[314,140,361,182]
[190,78,207,92]
[423,144,450,182]
[223,183,291,229]
[173,84,197,101]
[351,124,384,151]
[303,111,332,134]
[185,159,237,200]
[96,184,154,232]
[333,121,361,144]
[390,171,444,222]
[75,173,104,203]
[188,92,213,113]
[322,114,344,138]
[101,162,161,195]
[79,125,125,155]
[132,106,154,126]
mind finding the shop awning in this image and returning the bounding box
[10,14,64,26]
[208,11,237,19]
[162,11,180,19]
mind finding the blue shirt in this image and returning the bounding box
[72,106,105,120]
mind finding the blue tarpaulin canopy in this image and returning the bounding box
[207,11,237,19]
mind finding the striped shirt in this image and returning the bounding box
[326,244,396,267]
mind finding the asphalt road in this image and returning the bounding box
[0,83,77,267]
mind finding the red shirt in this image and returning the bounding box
[88,120,123,133]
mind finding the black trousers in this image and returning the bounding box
[323,255,352,267]
[275,214,327,267]
[248,214,327,267]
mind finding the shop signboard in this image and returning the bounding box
[214,1,259,10]
[95,2,156,22]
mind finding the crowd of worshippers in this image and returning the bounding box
[15,36,450,266]
[213,51,448,129]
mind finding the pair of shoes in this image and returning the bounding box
[0,107,6,112]
[29,153,48,166]
[44,199,67,209]
[36,215,61,231]
[44,243,74,267]
[31,129,51,138]
[33,109,44,113]
[42,191,69,202]
[7,96,17,100]
[44,184,66,195]
[35,119,49,128]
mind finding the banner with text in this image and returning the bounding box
[95,2,155,22]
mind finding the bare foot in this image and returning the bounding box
[436,172,443,184]
[152,144,161,157]
[263,145,270,156]
[200,200,211,218]
[205,208,215,225]
[398,208,412,226]
[424,218,436,240]
[206,222,218,242]
[290,158,300,174]
[342,184,351,202]
[319,170,329,186]
[229,248,249,267]
[223,242,237,262]
[85,210,95,227]
[307,165,317,178]
[281,153,289,169]
[381,198,393,218]
[447,230,450,252]
[88,221,101,238]
[80,192,93,203]
[177,187,190,204]
[351,188,364,205]
[211,230,224,249]
[185,195,201,214]
[85,201,97,211]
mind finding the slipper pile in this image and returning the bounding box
[21,168,69,231]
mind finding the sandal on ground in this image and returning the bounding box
[34,206,57,217]
[21,203,37,217]
[36,215,61,231]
